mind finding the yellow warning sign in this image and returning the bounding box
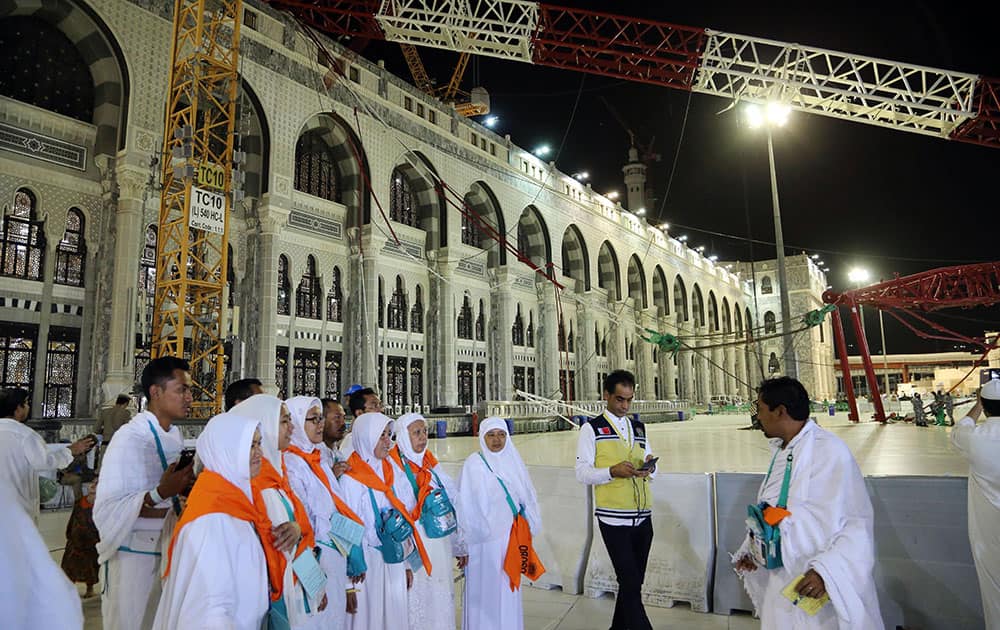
[196,162,226,190]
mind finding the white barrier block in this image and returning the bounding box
[584,473,716,612]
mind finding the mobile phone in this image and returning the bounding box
[175,448,196,470]
[638,456,659,472]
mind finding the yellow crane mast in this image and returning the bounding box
[152,0,242,417]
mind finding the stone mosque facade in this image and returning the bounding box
[0,0,836,419]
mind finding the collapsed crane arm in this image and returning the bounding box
[822,262,1000,311]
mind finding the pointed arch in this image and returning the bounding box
[54,208,86,287]
[295,112,371,225]
[277,254,291,315]
[463,181,507,267]
[560,224,590,292]
[236,78,269,198]
[673,274,688,322]
[597,241,621,300]
[764,311,777,334]
[627,254,647,309]
[707,291,719,332]
[760,275,773,295]
[516,205,552,270]
[734,305,743,335]
[327,266,343,322]
[652,266,669,317]
[691,284,705,328]
[722,297,732,333]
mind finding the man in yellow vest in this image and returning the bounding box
[575,370,656,630]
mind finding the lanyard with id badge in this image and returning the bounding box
[746,449,793,570]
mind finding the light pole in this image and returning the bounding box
[747,102,797,379]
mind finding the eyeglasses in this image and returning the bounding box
[305,416,324,424]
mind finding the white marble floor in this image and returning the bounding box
[43,409,972,629]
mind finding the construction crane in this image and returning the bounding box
[265,0,1000,147]
[398,44,489,116]
[153,0,242,417]
[157,0,1000,416]
[824,263,1000,423]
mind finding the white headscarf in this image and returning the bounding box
[478,416,542,533]
[195,413,260,501]
[285,396,323,453]
[230,394,284,474]
[394,412,428,466]
[353,412,394,465]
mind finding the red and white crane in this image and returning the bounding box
[266,0,1000,146]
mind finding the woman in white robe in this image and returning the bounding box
[232,394,317,626]
[390,412,468,630]
[284,395,354,630]
[458,417,543,630]
[152,413,269,630]
[340,412,426,630]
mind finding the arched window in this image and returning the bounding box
[277,255,291,315]
[558,317,566,352]
[760,276,773,295]
[512,304,524,346]
[54,208,86,286]
[294,131,339,201]
[136,226,158,365]
[764,311,777,334]
[595,324,601,357]
[410,285,424,333]
[390,168,417,227]
[327,266,343,322]
[768,352,781,374]
[1,189,45,280]
[567,322,574,353]
[526,311,535,347]
[516,223,528,258]
[475,299,485,341]
[296,256,321,319]
[461,197,483,247]
[388,276,407,330]
[457,295,473,339]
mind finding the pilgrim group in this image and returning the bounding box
[1,357,999,630]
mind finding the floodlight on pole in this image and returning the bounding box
[484,115,499,128]
[533,144,551,157]
[573,171,589,180]
[606,190,619,200]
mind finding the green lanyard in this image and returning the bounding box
[763,449,794,509]
[478,453,519,518]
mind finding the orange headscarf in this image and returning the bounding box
[388,445,440,522]
[286,444,365,527]
[345,452,432,575]
[164,469,284,599]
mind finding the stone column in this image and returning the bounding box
[30,218,60,414]
[427,251,457,408]
[660,339,677,400]
[538,280,560,399]
[635,310,655,400]
[711,345,725,399]
[253,200,289,393]
[576,297,597,400]
[100,167,148,400]
[76,247,100,415]
[489,268,515,400]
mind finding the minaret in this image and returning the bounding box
[622,144,647,213]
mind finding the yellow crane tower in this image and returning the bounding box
[152,0,243,417]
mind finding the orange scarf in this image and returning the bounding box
[286,445,364,527]
[345,452,432,575]
[250,458,316,599]
[388,446,439,521]
[164,470,283,602]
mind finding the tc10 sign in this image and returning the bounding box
[189,186,226,235]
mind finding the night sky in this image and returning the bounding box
[353,1,1000,355]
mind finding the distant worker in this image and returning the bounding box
[734,377,883,628]
[224,377,264,411]
[950,381,1000,629]
[347,387,384,419]
[912,393,926,427]
[95,394,132,446]
[945,392,955,425]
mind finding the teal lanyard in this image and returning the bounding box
[763,449,794,509]
[147,420,182,516]
[478,453,519,518]
[400,453,452,515]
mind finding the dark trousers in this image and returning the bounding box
[599,517,654,630]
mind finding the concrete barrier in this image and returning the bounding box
[584,473,716,612]
[712,473,985,629]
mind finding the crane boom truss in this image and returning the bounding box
[262,0,1000,147]
[153,0,240,417]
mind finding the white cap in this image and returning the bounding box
[983,379,1000,401]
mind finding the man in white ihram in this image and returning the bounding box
[950,379,1000,628]
[93,357,195,630]
[734,376,883,629]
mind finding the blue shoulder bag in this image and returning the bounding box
[745,451,793,570]
[367,488,421,571]
[400,456,458,539]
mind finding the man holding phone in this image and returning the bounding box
[575,370,657,630]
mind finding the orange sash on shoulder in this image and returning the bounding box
[345,452,432,575]
[164,470,283,602]
[286,445,365,528]
[388,446,440,521]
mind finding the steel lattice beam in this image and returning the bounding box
[154,0,240,418]
[823,262,1000,311]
